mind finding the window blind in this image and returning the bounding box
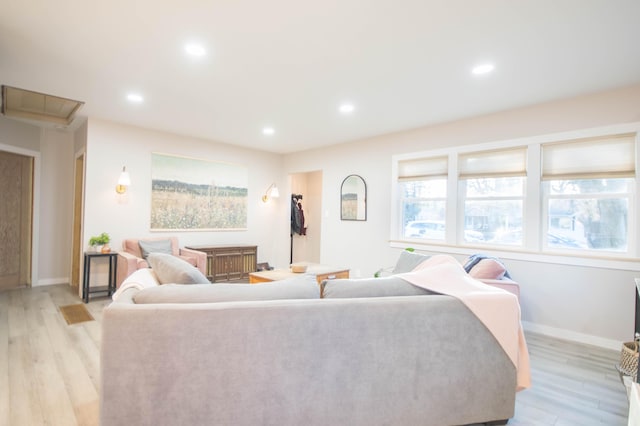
[398,156,448,181]
[458,147,527,179]
[541,133,636,180]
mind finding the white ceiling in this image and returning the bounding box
[2,0,640,154]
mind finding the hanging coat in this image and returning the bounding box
[297,202,306,236]
[291,198,302,235]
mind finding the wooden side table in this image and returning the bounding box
[83,252,118,303]
[185,244,257,282]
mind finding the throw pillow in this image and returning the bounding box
[321,276,436,298]
[391,250,431,274]
[138,239,173,260]
[134,275,320,304]
[468,258,506,280]
[147,252,210,285]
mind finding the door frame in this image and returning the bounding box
[70,149,86,292]
[0,142,40,287]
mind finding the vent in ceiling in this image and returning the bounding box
[1,85,84,126]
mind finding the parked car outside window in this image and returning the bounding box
[404,220,445,240]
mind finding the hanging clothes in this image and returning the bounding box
[297,202,306,236]
[291,194,306,236]
[291,195,302,235]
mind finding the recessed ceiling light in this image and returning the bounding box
[126,93,144,103]
[339,103,355,114]
[262,127,275,136]
[471,63,495,75]
[185,43,206,57]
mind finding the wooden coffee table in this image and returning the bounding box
[249,263,349,284]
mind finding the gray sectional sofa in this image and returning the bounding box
[101,259,517,426]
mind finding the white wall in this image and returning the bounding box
[0,117,75,286]
[0,116,41,151]
[284,151,391,280]
[38,128,74,284]
[83,118,290,269]
[74,120,87,153]
[283,83,640,349]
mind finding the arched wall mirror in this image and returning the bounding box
[341,174,367,221]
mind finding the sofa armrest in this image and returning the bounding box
[117,251,143,288]
[179,247,208,276]
[112,268,160,301]
[479,278,520,301]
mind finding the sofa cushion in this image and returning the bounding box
[321,276,436,298]
[468,258,506,280]
[138,239,173,260]
[147,252,210,285]
[391,250,431,274]
[133,274,320,304]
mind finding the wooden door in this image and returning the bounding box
[70,154,84,289]
[0,150,33,290]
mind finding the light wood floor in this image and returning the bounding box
[0,284,631,425]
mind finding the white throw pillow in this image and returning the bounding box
[147,252,210,284]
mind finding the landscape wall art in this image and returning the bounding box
[150,153,248,231]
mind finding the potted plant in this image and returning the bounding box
[89,232,111,253]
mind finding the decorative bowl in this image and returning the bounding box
[290,264,308,273]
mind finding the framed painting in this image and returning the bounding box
[150,153,248,231]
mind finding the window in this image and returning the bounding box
[398,157,447,241]
[459,148,527,245]
[392,124,639,262]
[541,134,636,253]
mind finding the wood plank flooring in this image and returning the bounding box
[510,333,629,425]
[0,284,631,425]
[0,284,110,426]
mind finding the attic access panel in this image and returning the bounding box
[1,85,84,126]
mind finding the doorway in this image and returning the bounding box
[0,150,33,290]
[290,171,322,264]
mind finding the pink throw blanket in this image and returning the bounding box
[397,255,531,391]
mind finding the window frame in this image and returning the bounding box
[459,176,527,247]
[390,122,640,267]
[396,156,449,243]
[398,177,448,242]
[541,178,636,255]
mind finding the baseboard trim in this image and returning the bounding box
[522,320,621,351]
[35,277,69,287]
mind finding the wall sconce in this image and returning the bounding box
[115,166,131,194]
[261,183,280,203]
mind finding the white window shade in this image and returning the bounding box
[542,134,636,180]
[458,147,527,179]
[398,156,448,181]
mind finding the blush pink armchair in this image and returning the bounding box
[116,237,207,287]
